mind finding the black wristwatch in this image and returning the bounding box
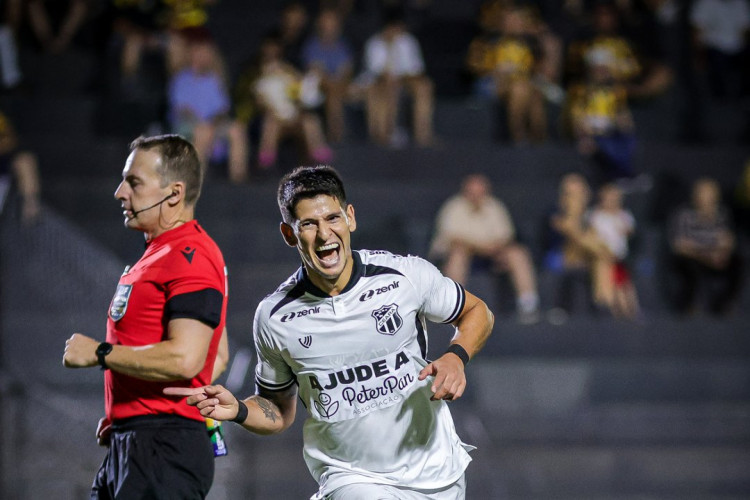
[96,342,113,370]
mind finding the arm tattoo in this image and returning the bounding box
[253,397,280,423]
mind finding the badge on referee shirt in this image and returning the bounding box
[109,284,133,321]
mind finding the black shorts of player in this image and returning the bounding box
[91,414,214,500]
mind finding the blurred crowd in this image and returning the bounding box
[0,0,748,321]
[0,2,746,154]
[430,170,746,323]
[3,1,747,175]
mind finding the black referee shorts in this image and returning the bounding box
[91,414,214,500]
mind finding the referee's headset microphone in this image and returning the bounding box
[129,190,178,218]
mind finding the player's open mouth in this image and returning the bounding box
[315,243,340,266]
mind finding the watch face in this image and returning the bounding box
[97,343,113,356]
[97,343,113,369]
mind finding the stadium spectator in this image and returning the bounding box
[302,8,355,144]
[357,7,435,147]
[566,49,638,184]
[589,183,640,318]
[0,109,40,224]
[26,0,89,54]
[110,0,168,80]
[108,0,215,94]
[690,0,750,100]
[167,35,249,183]
[252,33,332,170]
[562,0,675,100]
[272,1,310,69]
[618,0,674,99]
[430,174,540,323]
[544,173,611,318]
[161,0,218,75]
[465,4,553,144]
[566,2,642,87]
[0,0,23,91]
[668,177,743,315]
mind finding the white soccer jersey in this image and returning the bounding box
[253,250,474,497]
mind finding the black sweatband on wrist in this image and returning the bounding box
[445,344,470,366]
[232,400,248,424]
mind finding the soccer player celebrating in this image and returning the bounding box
[63,135,229,499]
[166,165,493,499]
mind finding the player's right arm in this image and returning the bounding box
[163,384,298,435]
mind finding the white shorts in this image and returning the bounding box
[321,474,466,500]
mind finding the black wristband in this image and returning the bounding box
[232,400,249,424]
[445,344,470,366]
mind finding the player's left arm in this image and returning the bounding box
[418,290,493,401]
[64,317,215,381]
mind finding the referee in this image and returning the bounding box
[63,135,229,499]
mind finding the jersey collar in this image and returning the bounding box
[145,220,200,248]
[300,250,364,298]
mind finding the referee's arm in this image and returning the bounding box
[108,317,213,380]
[64,317,215,381]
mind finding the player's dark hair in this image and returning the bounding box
[130,134,203,206]
[277,165,347,223]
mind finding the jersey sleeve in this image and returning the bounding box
[162,244,227,328]
[253,303,296,392]
[402,255,465,324]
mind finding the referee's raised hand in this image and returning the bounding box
[164,385,240,421]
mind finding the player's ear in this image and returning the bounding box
[280,222,298,247]
[345,204,356,233]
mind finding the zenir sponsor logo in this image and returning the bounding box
[281,306,321,323]
[359,280,400,302]
[371,304,403,335]
[298,335,312,349]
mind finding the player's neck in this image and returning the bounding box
[306,259,354,297]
